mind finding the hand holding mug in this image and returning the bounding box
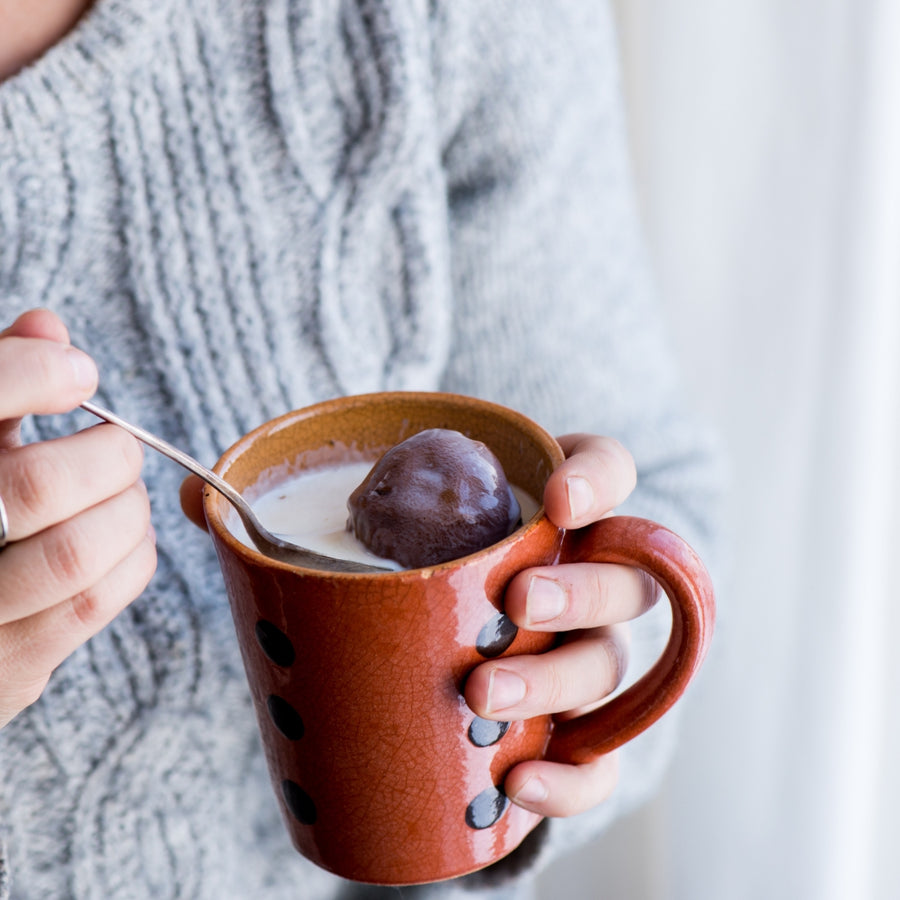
[466,433,657,819]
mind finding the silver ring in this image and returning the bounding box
[0,492,9,550]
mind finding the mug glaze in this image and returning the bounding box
[203,392,715,885]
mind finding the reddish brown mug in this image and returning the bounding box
[203,392,715,885]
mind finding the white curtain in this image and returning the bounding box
[606,1,900,898]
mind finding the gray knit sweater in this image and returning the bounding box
[0,1,722,898]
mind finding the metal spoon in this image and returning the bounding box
[80,401,388,574]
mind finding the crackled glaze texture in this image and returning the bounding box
[203,392,715,885]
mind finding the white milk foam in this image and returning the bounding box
[230,460,540,570]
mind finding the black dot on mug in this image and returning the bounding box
[475,613,518,658]
[255,620,296,667]
[468,717,510,748]
[267,695,305,740]
[282,780,317,825]
[465,786,509,830]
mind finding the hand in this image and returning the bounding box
[464,434,658,817]
[0,309,157,730]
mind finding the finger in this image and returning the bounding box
[505,752,619,818]
[0,425,144,542]
[0,309,82,449]
[464,624,629,720]
[0,529,157,730]
[0,337,98,423]
[0,308,71,344]
[544,434,636,529]
[0,481,152,625]
[505,563,659,631]
[179,474,209,532]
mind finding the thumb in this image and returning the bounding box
[0,308,78,450]
[1,308,71,344]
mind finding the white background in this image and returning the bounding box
[540,1,900,897]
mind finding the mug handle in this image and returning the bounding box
[545,516,715,765]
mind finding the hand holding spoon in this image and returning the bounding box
[80,401,388,574]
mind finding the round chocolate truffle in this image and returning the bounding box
[347,428,521,568]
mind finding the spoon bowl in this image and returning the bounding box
[80,401,388,574]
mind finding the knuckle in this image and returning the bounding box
[126,482,153,530]
[110,481,152,534]
[586,567,613,621]
[544,665,571,712]
[9,449,62,523]
[134,533,159,584]
[607,436,634,465]
[69,585,105,630]
[601,436,635,471]
[106,426,144,478]
[594,438,637,496]
[583,753,620,803]
[142,545,159,586]
[600,626,629,689]
[638,570,661,614]
[43,524,92,588]
[582,566,658,624]
[82,426,144,491]
[69,539,157,631]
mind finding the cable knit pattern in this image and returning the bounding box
[0,1,723,898]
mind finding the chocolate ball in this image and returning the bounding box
[347,428,521,568]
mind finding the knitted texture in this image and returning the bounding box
[0,1,722,898]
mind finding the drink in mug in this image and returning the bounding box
[230,459,541,571]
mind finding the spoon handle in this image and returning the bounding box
[80,401,249,514]
[79,401,388,573]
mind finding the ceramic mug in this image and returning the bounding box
[203,391,715,886]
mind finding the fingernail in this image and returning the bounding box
[512,776,548,806]
[526,576,567,624]
[565,476,594,521]
[487,668,527,713]
[67,347,98,391]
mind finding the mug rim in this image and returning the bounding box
[203,391,566,578]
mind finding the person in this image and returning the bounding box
[0,1,723,898]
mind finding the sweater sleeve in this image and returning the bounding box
[430,0,725,889]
